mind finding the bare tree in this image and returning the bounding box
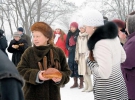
[0,0,76,38]
[79,0,135,20]
[0,1,14,35]
[103,0,135,20]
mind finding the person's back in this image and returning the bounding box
[87,22,128,99]
[98,37,125,65]
[0,50,24,100]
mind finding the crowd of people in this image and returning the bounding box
[0,7,135,100]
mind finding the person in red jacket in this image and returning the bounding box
[54,26,68,58]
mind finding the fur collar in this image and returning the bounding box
[33,44,59,62]
[79,32,89,37]
[87,22,118,50]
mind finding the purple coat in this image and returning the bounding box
[121,32,135,99]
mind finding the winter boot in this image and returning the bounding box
[70,77,78,88]
[82,76,88,92]
[78,77,84,89]
[85,75,93,92]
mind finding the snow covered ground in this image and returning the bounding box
[61,77,94,100]
[7,52,94,100]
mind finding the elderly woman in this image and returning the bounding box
[121,14,135,99]
[82,9,128,99]
[17,22,71,100]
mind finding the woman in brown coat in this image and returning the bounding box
[17,22,71,100]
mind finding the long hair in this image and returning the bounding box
[54,29,65,41]
[59,29,65,41]
[127,15,135,34]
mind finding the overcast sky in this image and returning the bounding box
[66,0,85,6]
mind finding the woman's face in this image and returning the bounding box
[85,26,95,35]
[14,36,20,41]
[79,27,86,33]
[70,26,77,33]
[55,29,61,34]
[32,31,49,46]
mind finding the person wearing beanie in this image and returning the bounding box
[112,19,127,45]
[17,22,71,100]
[121,14,135,99]
[53,25,68,58]
[0,29,8,56]
[17,27,32,46]
[82,9,128,99]
[7,32,28,66]
[75,25,92,91]
[66,22,81,88]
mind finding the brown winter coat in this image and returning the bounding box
[17,44,71,100]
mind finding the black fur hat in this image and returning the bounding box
[87,22,118,50]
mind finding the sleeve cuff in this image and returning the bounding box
[36,71,44,84]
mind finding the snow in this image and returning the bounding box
[61,77,94,100]
[7,52,94,100]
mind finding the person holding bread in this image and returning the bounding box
[8,32,28,66]
[17,22,71,100]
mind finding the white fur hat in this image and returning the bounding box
[54,24,63,30]
[82,8,104,27]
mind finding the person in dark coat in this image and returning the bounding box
[17,27,32,46]
[66,22,82,88]
[121,14,135,99]
[112,19,127,45]
[8,32,28,66]
[0,50,24,100]
[0,29,8,55]
[17,22,71,100]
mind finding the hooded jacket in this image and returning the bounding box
[0,50,24,100]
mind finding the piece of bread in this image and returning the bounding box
[42,71,62,79]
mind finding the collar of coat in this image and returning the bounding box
[87,22,118,50]
[79,32,89,37]
[33,44,59,62]
[68,29,80,36]
[127,31,135,40]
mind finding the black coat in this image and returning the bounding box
[0,50,24,100]
[0,35,8,55]
[66,29,80,77]
[8,39,28,66]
